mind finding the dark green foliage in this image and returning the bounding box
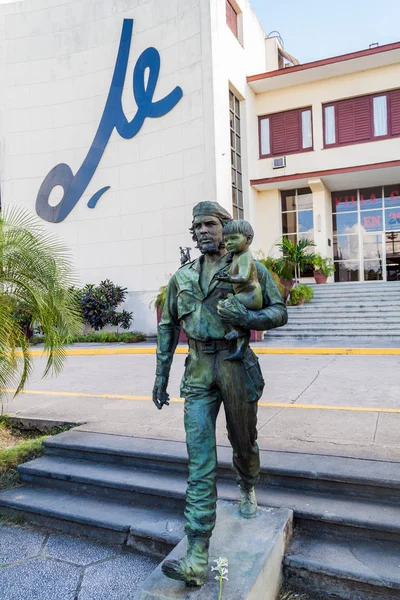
[77,279,133,331]
[31,331,145,345]
[313,254,335,276]
[258,256,294,281]
[289,284,314,306]
[154,284,168,310]
[0,208,82,401]
[276,237,316,283]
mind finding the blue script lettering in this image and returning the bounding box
[36,19,183,223]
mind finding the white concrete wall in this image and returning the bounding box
[252,189,281,258]
[0,0,217,334]
[208,0,267,217]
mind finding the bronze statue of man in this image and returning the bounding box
[152,201,287,587]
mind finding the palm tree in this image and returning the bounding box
[276,237,317,284]
[0,208,82,404]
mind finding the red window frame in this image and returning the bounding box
[258,107,314,159]
[323,88,400,149]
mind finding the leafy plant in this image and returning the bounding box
[257,255,293,302]
[313,254,335,276]
[276,237,316,283]
[31,331,145,345]
[289,284,314,306]
[77,280,133,331]
[0,208,82,402]
[154,284,168,311]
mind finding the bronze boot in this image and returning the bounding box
[161,536,210,587]
[239,486,258,518]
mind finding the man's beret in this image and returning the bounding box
[192,201,233,222]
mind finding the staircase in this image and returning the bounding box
[268,281,400,339]
[0,430,400,599]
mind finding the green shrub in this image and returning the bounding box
[154,284,168,311]
[30,332,146,345]
[289,284,314,306]
[313,255,335,276]
[276,237,316,283]
[75,280,133,331]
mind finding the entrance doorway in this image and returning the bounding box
[331,185,400,282]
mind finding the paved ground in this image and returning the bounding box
[1,339,399,599]
[3,339,400,461]
[0,522,158,600]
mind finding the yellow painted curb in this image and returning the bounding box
[4,388,400,414]
[18,346,400,357]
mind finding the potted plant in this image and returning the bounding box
[313,255,335,284]
[257,255,291,302]
[289,284,314,306]
[275,237,316,284]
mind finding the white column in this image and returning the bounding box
[308,178,334,278]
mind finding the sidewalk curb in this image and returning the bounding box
[22,347,400,357]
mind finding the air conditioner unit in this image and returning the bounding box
[272,156,286,169]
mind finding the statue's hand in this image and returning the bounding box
[216,274,230,282]
[152,375,170,410]
[217,295,249,327]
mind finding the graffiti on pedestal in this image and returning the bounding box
[36,19,183,223]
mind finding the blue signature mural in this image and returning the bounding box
[36,19,183,223]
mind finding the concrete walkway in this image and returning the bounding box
[0,522,157,600]
[4,339,400,461]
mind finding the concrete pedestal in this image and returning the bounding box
[136,500,293,600]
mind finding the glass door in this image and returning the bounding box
[384,185,400,280]
[332,184,400,282]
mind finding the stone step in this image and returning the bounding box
[287,307,400,313]
[305,298,398,304]
[310,292,400,298]
[0,485,184,557]
[284,531,400,600]
[138,501,293,600]
[19,450,400,506]
[267,330,400,337]
[43,431,190,473]
[2,432,400,600]
[42,433,400,503]
[42,430,400,501]
[274,324,400,332]
[4,460,400,546]
[19,456,186,511]
[13,434,400,542]
[289,311,400,327]
[308,283,400,289]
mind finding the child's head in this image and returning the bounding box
[222,219,254,253]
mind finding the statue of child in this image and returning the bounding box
[217,219,263,360]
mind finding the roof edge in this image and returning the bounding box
[247,41,400,82]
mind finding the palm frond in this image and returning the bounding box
[0,207,83,401]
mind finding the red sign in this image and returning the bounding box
[334,188,400,207]
[363,215,381,228]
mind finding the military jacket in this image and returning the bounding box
[156,253,287,380]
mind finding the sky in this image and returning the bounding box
[249,0,400,64]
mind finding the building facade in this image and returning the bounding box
[1,0,399,333]
[249,42,400,284]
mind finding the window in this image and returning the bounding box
[259,108,313,158]
[230,90,243,219]
[281,188,314,276]
[331,185,400,282]
[323,88,400,148]
[226,0,238,39]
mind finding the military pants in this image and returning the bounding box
[180,341,263,538]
